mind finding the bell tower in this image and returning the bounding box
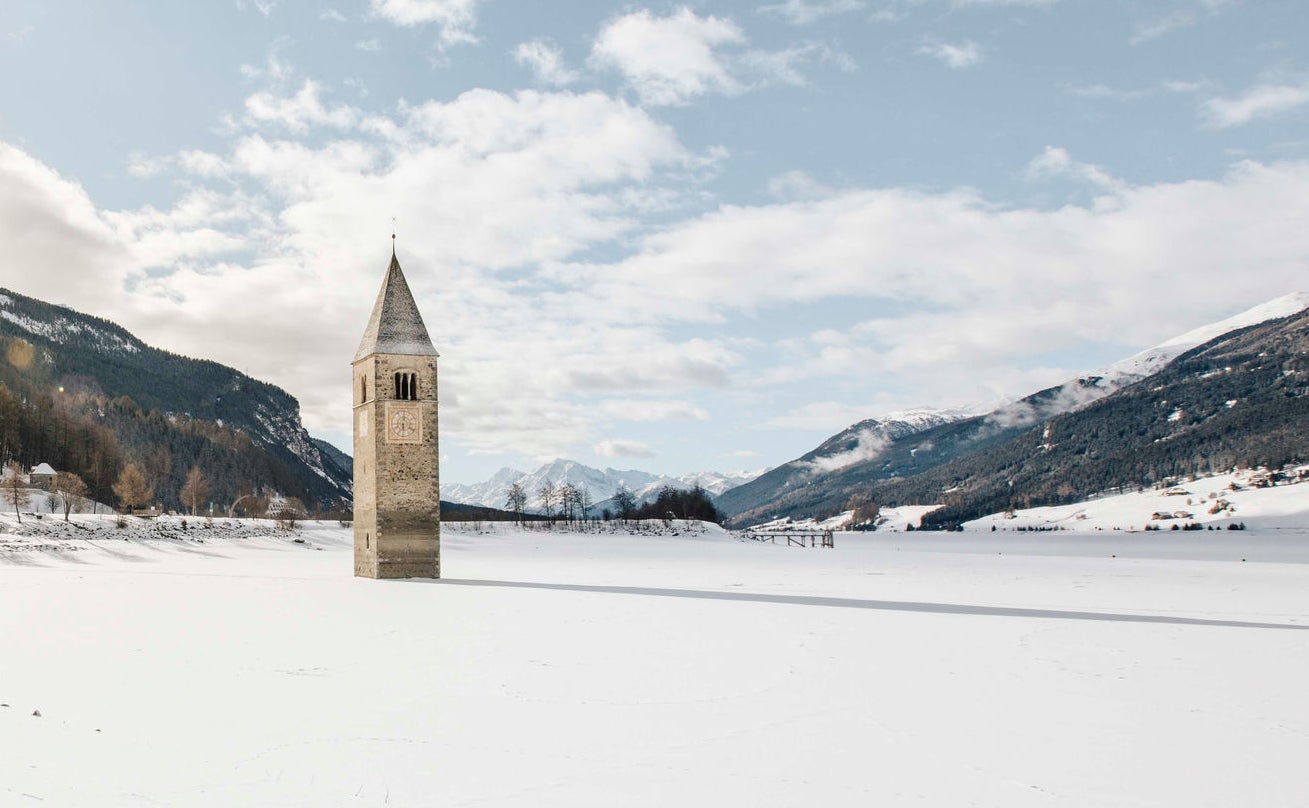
[352,243,440,578]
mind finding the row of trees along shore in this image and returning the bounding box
[497,480,723,526]
[0,459,335,523]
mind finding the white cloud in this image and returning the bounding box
[1202,80,1309,128]
[764,401,877,432]
[356,38,381,52]
[800,426,890,473]
[738,41,856,85]
[768,170,835,200]
[514,40,578,86]
[591,8,745,106]
[12,58,1309,474]
[369,0,481,46]
[319,9,347,22]
[1131,0,1233,44]
[954,0,1059,5]
[918,40,981,69]
[238,45,295,85]
[1067,80,1208,102]
[569,159,1309,420]
[590,8,846,105]
[10,86,706,462]
[236,0,277,17]
[595,439,658,459]
[759,0,866,25]
[1025,146,1123,191]
[0,143,136,307]
[1066,83,1151,102]
[600,399,709,422]
[243,80,360,132]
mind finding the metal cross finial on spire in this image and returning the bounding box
[391,217,396,255]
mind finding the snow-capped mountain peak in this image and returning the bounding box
[1100,292,1309,386]
[990,292,1309,426]
[442,460,765,511]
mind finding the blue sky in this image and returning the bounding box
[2,0,1308,484]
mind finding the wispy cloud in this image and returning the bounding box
[589,8,848,106]
[590,8,745,106]
[1131,0,1235,44]
[242,80,360,132]
[918,40,981,69]
[1024,145,1123,191]
[369,0,482,47]
[595,439,657,459]
[600,399,709,422]
[235,0,277,17]
[759,0,866,25]
[1202,80,1309,128]
[514,40,578,86]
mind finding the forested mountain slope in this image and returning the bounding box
[725,302,1309,527]
[0,288,350,510]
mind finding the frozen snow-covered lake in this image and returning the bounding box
[3,520,1308,806]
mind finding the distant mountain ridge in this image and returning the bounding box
[443,459,763,512]
[720,294,1309,527]
[716,407,972,520]
[0,287,351,510]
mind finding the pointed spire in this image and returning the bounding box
[354,249,438,361]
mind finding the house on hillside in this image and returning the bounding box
[29,463,57,490]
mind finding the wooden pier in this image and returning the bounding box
[739,529,834,548]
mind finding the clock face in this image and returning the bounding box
[389,410,418,440]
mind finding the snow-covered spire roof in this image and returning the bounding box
[354,249,438,362]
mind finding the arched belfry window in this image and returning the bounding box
[394,372,418,401]
[361,376,368,403]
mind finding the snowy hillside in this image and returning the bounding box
[1028,291,1309,419]
[766,465,1309,535]
[3,517,1308,805]
[966,466,1309,533]
[443,458,764,511]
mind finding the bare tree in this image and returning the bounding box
[537,480,558,523]
[179,466,210,516]
[558,482,578,524]
[577,486,593,526]
[4,461,29,523]
[54,472,88,522]
[504,481,527,525]
[612,486,637,523]
[278,497,306,530]
[113,463,153,515]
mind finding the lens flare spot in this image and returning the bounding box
[6,339,34,370]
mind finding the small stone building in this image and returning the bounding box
[29,463,57,490]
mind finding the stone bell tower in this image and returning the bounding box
[352,242,440,578]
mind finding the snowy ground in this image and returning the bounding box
[966,468,1309,533]
[3,517,1308,806]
